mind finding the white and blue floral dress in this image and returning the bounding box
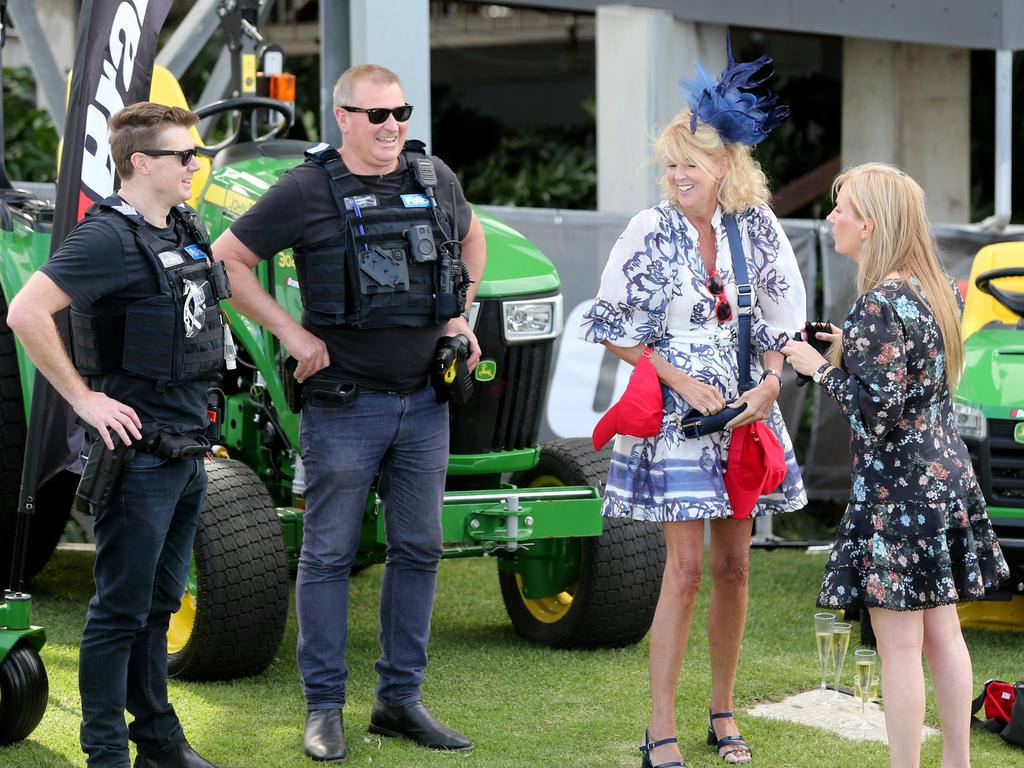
[579,201,808,522]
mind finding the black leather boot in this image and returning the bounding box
[368,700,472,752]
[303,709,347,762]
[133,740,241,768]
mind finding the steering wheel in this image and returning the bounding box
[193,96,295,155]
[975,267,1024,317]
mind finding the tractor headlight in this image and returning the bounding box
[953,402,987,441]
[501,295,563,343]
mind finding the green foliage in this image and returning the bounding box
[2,68,59,182]
[3,548,1021,767]
[432,87,596,210]
[461,126,596,209]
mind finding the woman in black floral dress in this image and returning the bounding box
[783,163,1008,768]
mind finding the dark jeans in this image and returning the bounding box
[79,452,206,768]
[297,384,448,710]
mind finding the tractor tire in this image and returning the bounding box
[501,437,665,648]
[0,643,48,746]
[0,298,75,583]
[167,458,289,680]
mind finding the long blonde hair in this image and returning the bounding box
[655,109,770,213]
[829,163,963,390]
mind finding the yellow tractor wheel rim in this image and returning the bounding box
[167,587,197,654]
[515,573,576,623]
[512,472,577,623]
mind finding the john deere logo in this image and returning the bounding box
[1015,422,1024,445]
[475,360,496,382]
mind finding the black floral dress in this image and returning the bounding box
[817,278,1009,611]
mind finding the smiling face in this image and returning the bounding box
[827,185,871,260]
[140,124,201,206]
[664,152,723,220]
[336,79,408,175]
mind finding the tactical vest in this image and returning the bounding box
[293,142,465,329]
[70,195,231,388]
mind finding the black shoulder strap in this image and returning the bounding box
[400,140,456,242]
[402,138,428,157]
[303,142,360,227]
[723,213,755,393]
[304,142,351,183]
[87,194,146,227]
[170,203,210,250]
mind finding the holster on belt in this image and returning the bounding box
[304,381,359,408]
[73,433,134,513]
[144,433,210,459]
[280,356,304,413]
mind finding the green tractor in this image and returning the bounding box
[953,242,1024,630]
[0,78,664,721]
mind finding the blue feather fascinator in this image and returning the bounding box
[681,36,789,146]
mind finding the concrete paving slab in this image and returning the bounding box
[747,689,940,743]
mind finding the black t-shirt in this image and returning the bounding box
[229,149,472,392]
[40,209,211,438]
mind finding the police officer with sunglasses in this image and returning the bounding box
[212,64,485,762]
[8,103,239,768]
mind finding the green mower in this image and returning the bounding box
[953,242,1024,630]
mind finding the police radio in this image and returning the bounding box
[411,157,438,192]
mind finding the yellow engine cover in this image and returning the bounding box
[962,242,1024,342]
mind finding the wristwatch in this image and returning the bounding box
[812,362,833,384]
[760,368,782,388]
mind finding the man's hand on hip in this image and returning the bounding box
[282,327,331,383]
[71,391,143,449]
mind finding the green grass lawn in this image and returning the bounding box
[2,547,1021,767]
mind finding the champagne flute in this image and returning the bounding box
[854,649,877,728]
[855,674,881,703]
[813,612,835,699]
[831,622,852,698]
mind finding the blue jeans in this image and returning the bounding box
[79,452,206,768]
[297,384,448,709]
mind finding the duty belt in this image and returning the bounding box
[304,382,359,408]
[139,432,210,459]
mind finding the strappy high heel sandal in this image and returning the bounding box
[639,730,686,768]
[707,711,752,764]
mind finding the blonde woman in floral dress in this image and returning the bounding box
[784,163,1008,768]
[580,43,806,768]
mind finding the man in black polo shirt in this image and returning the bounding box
[212,64,484,762]
[8,103,237,768]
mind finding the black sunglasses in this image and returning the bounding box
[706,269,732,323]
[340,104,414,124]
[139,147,198,166]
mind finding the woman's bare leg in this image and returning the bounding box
[646,520,705,767]
[706,517,754,763]
[870,607,926,768]
[922,604,973,768]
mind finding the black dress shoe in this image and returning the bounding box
[133,740,240,768]
[368,700,472,752]
[304,709,347,762]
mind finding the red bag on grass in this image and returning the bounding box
[972,679,1024,747]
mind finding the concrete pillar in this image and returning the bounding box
[842,39,970,223]
[348,0,432,150]
[596,5,726,214]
